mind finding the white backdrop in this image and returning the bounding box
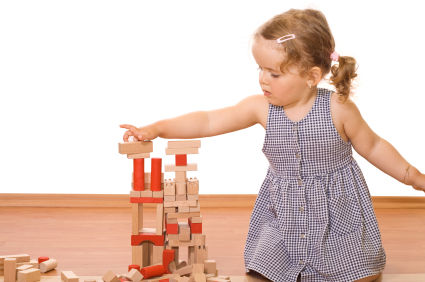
[0,0,424,196]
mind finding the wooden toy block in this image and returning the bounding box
[175,155,187,166]
[178,222,191,242]
[187,178,199,195]
[162,250,175,274]
[37,257,49,264]
[203,260,216,275]
[190,206,200,212]
[191,273,207,282]
[166,212,200,219]
[0,254,30,264]
[140,190,153,197]
[167,140,201,149]
[188,247,195,265]
[151,158,162,191]
[153,191,164,198]
[119,141,153,155]
[178,206,190,213]
[140,265,166,279]
[166,148,199,155]
[194,246,208,264]
[17,268,40,282]
[190,216,202,223]
[133,158,145,191]
[164,180,176,196]
[156,204,164,235]
[131,233,164,246]
[132,203,143,235]
[167,234,179,240]
[167,261,176,273]
[188,220,202,234]
[175,182,186,195]
[128,153,151,159]
[172,247,179,265]
[16,264,34,273]
[4,258,16,282]
[187,194,198,201]
[130,190,141,198]
[192,234,206,246]
[102,270,120,282]
[174,264,193,276]
[164,195,176,202]
[130,197,163,204]
[39,258,57,273]
[130,241,150,267]
[61,271,79,282]
[167,239,195,248]
[152,246,164,265]
[175,194,186,201]
[164,207,177,213]
[176,277,190,282]
[165,164,197,172]
[166,220,178,234]
[128,268,143,282]
[174,171,187,183]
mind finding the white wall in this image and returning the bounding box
[0,0,424,196]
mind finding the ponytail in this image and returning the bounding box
[330,56,357,101]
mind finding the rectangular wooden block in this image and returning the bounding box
[130,190,141,198]
[153,191,164,198]
[17,268,40,282]
[164,195,176,202]
[102,270,119,282]
[127,153,151,159]
[166,147,199,155]
[132,203,143,235]
[164,207,177,213]
[165,164,197,172]
[140,190,153,197]
[190,206,201,212]
[119,141,153,155]
[175,194,187,201]
[176,182,186,195]
[187,194,199,201]
[167,212,200,219]
[16,264,34,273]
[191,216,202,223]
[128,268,143,282]
[156,203,164,235]
[167,140,201,149]
[192,234,206,246]
[4,258,16,282]
[175,171,187,183]
[204,260,217,275]
[0,254,30,265]
[152,245,164,265]
[187,178,199,195]
[164,179,176,196]
[178,206,190,213]
[61,271,79,282]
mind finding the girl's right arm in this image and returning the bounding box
[120,94,268,142]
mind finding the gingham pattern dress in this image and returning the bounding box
[244,88,386,282]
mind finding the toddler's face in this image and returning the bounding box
[252,37,310,107]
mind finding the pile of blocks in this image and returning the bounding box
[1,254,57,282]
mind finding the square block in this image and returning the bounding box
[119,141,153,155]
[175,154,187,166]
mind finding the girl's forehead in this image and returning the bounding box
[252,37,286,71]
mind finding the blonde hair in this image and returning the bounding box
[254,9,357,101]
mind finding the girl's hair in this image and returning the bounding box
[254,9,357,101]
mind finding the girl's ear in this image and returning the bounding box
[308,66,322,87]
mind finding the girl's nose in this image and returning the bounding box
[259,70,268,85]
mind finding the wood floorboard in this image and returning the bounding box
[0,207,424,277]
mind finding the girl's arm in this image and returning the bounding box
[339,99,425,192]
[120,94,268,141]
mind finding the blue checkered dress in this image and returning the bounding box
[244,88,386,282]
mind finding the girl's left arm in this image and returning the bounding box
[340,99,425,192]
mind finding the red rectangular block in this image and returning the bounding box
[188,218,202,234]
[175,154,187,166]
[131,233,165,246]
[166,223,178,234]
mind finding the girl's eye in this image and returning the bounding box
[271,74,280,78]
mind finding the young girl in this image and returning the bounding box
[121,9,425,282]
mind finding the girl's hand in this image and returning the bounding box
[408,167,425,193]
[120,124,159,142]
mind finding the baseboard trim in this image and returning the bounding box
[0,194,424,209]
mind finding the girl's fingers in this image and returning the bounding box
[120,124,136,130]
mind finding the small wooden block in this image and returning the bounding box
[153,191,164,198]
[174,264,193,276]
[178,222,191,242]
[190,206,200,212]
[175,194,186,201]
[140,190,153,197]
[156,204,164,235]
[4,258,16,282]
[164,195,176,202]
[0,254,30,264]
[175,183,186,195]
[164,207,177,213]
[152,245,164,265]
[192,273,206,282]
[164,180,176,196]
[127,153,151,159]
[178,206,190,213]
[39,258,57,273]
[167,140,201,149]
[167,234,179,241]
[166,148,199,155]
[192,264,204,274]
[192,234,206,246]
[203,260,216,275]
[174,172,187,183]
[165,164,197,172]
[187,178,199,195]
[102,270,120,282]
[17,268,40,282]
[61,271,79,282]
[191,216,202,223]
[119,141,153,155]
[128,268,143,282]
[130,190,141,198]
[166,212,200,219]
[16,264,34,272]
[187,194,198,201]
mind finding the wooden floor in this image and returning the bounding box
[1,207,425,277]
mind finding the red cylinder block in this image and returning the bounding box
[133,158,145,191]
[38,257,49,264]
[128,265,140,272]
[151,158,162,191]
[140,264,166,279]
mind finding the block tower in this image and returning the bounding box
[119,139,211,278]
[163,140,207,265]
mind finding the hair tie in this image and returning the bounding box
[330,51,339,62]
[276,34,296,44]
